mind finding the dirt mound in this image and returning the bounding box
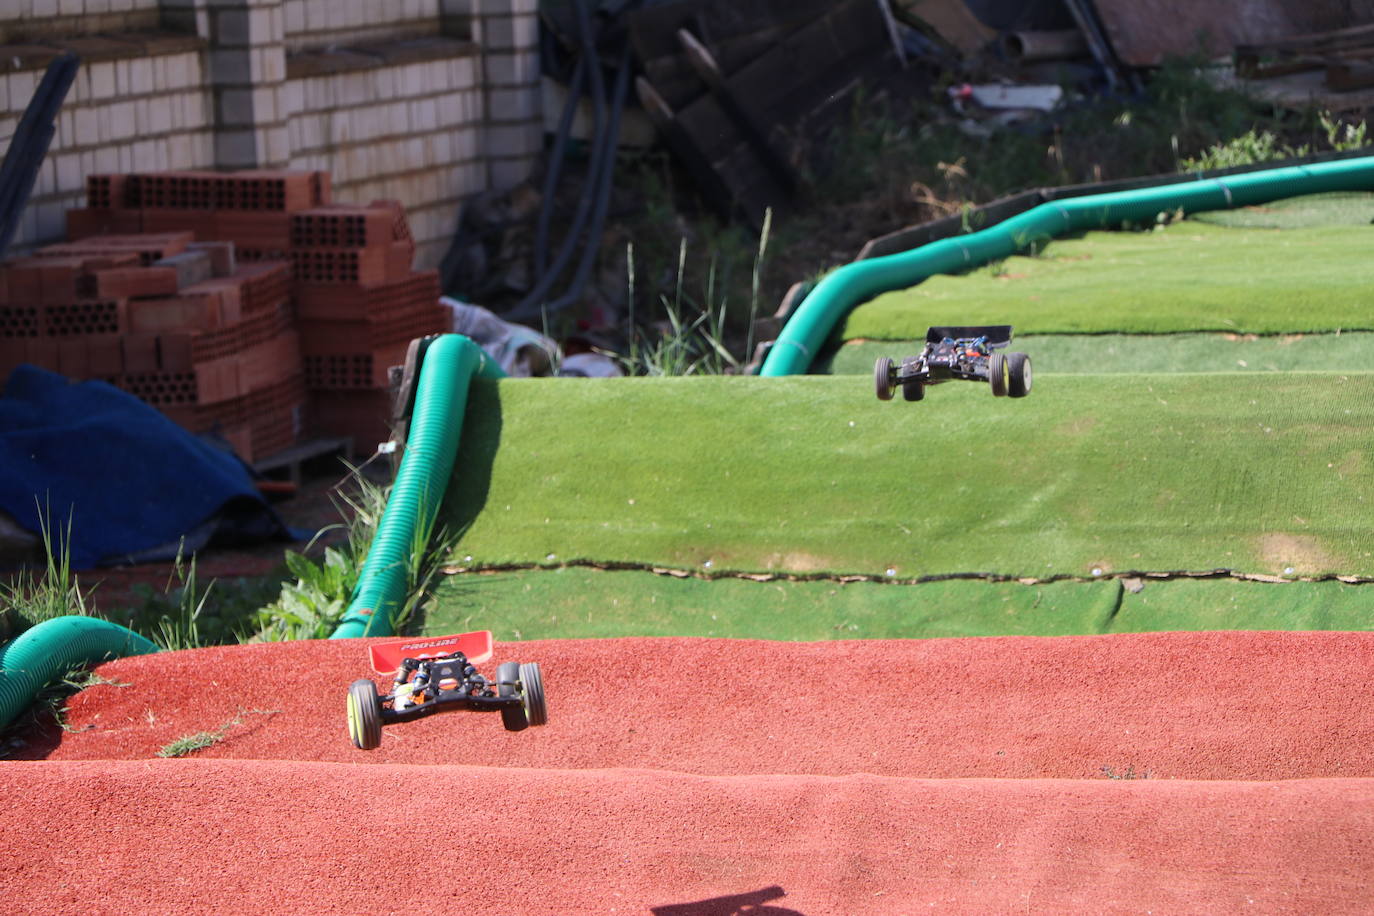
[8,631,1374,912]
[4,759,1372,914]
[23,631,1374,780]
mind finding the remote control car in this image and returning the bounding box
[346,630,547,750]
[875,325,1031,403]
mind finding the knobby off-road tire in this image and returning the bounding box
[347,679,383,750]
[519,662,548,727]
[497,661,528,732]
[1007,352,1032,398]
[989,352,1008,397]
[874,357,895,401]
[900,355,925,401]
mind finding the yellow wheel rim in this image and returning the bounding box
[346,694,361,746]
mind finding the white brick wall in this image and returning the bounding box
[0,47,215,251]
[283,0,443,52]
[284,46,492,267]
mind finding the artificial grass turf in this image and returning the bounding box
[840,220,1374,340]
[421,567,1374,641]
[442,373,1374,581]
[819,332,1374,375]
[1188,190,1374,229]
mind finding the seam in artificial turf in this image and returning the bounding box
[440,559,1374,587]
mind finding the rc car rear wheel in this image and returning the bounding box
[519,662,548,727]
[1007,352,1032,398]
[496,661,528,732]
[347,679,383,750]
[989,353,1008,397]
[899,357,924,401]
[874,357,895,401]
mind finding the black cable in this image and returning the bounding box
[531,44,633,320]
[0,53,79,260]
[503,0,611,320]
[533,53,588,277]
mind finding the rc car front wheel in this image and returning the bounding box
[900,357,924,401]
[1006,352,1032,398]
[496,661,528,732]
[874,357,895,401]
[989,353,1008,397]
[347,679,383,750]
[519,662,548,727]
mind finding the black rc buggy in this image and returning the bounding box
[346,631,547,750]
[875,325,1032,403]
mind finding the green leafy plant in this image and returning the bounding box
[250,461,456,639]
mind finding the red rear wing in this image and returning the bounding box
[368,631,494,673]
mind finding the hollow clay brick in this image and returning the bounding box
[122,333,160,373]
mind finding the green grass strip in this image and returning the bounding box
[444,373,1374,580]
[842,220,1374,340]
[820,332,1374,375]
[1188,190,1374,229]
[423,568,1374,641]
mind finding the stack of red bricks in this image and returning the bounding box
[290,197,448,450]
[0,170,450,460]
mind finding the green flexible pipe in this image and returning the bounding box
[760,154,1374,376]
[331,334,505,639]
[0,616,158,731]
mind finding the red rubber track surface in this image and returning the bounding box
[6,631,1374,913]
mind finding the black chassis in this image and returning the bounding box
[380,651,521,724]
[876,324,1033,402]
[901,325,1011,385]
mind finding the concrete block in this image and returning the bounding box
[214,9,253,47]
[262,124,291,166]
[88,62,117,101]
[249,7,282,44]
[55,152,80,194]
[95,145,119,175]
[284,0,305,37]
[480,14,516,51]
[7,70,36,119]
[209,49,251,85]
[217,87,256,128]
[451,55,477,88]
[183,91,210,130]
[130,58,155,96]
[148,97,175,135]
[166,132,196,170]
[252,85,282,124]
[109,101,137,141]
[215,128,260,170]
[115,61,131,98]
[59,0,85,15]
[165,54,193,92]
[282,79,304,119]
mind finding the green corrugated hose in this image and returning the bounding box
[331,334,506,639]
[0,616,158,731]
[760,155,1374,376]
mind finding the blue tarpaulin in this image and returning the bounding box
[0,365,292,569]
